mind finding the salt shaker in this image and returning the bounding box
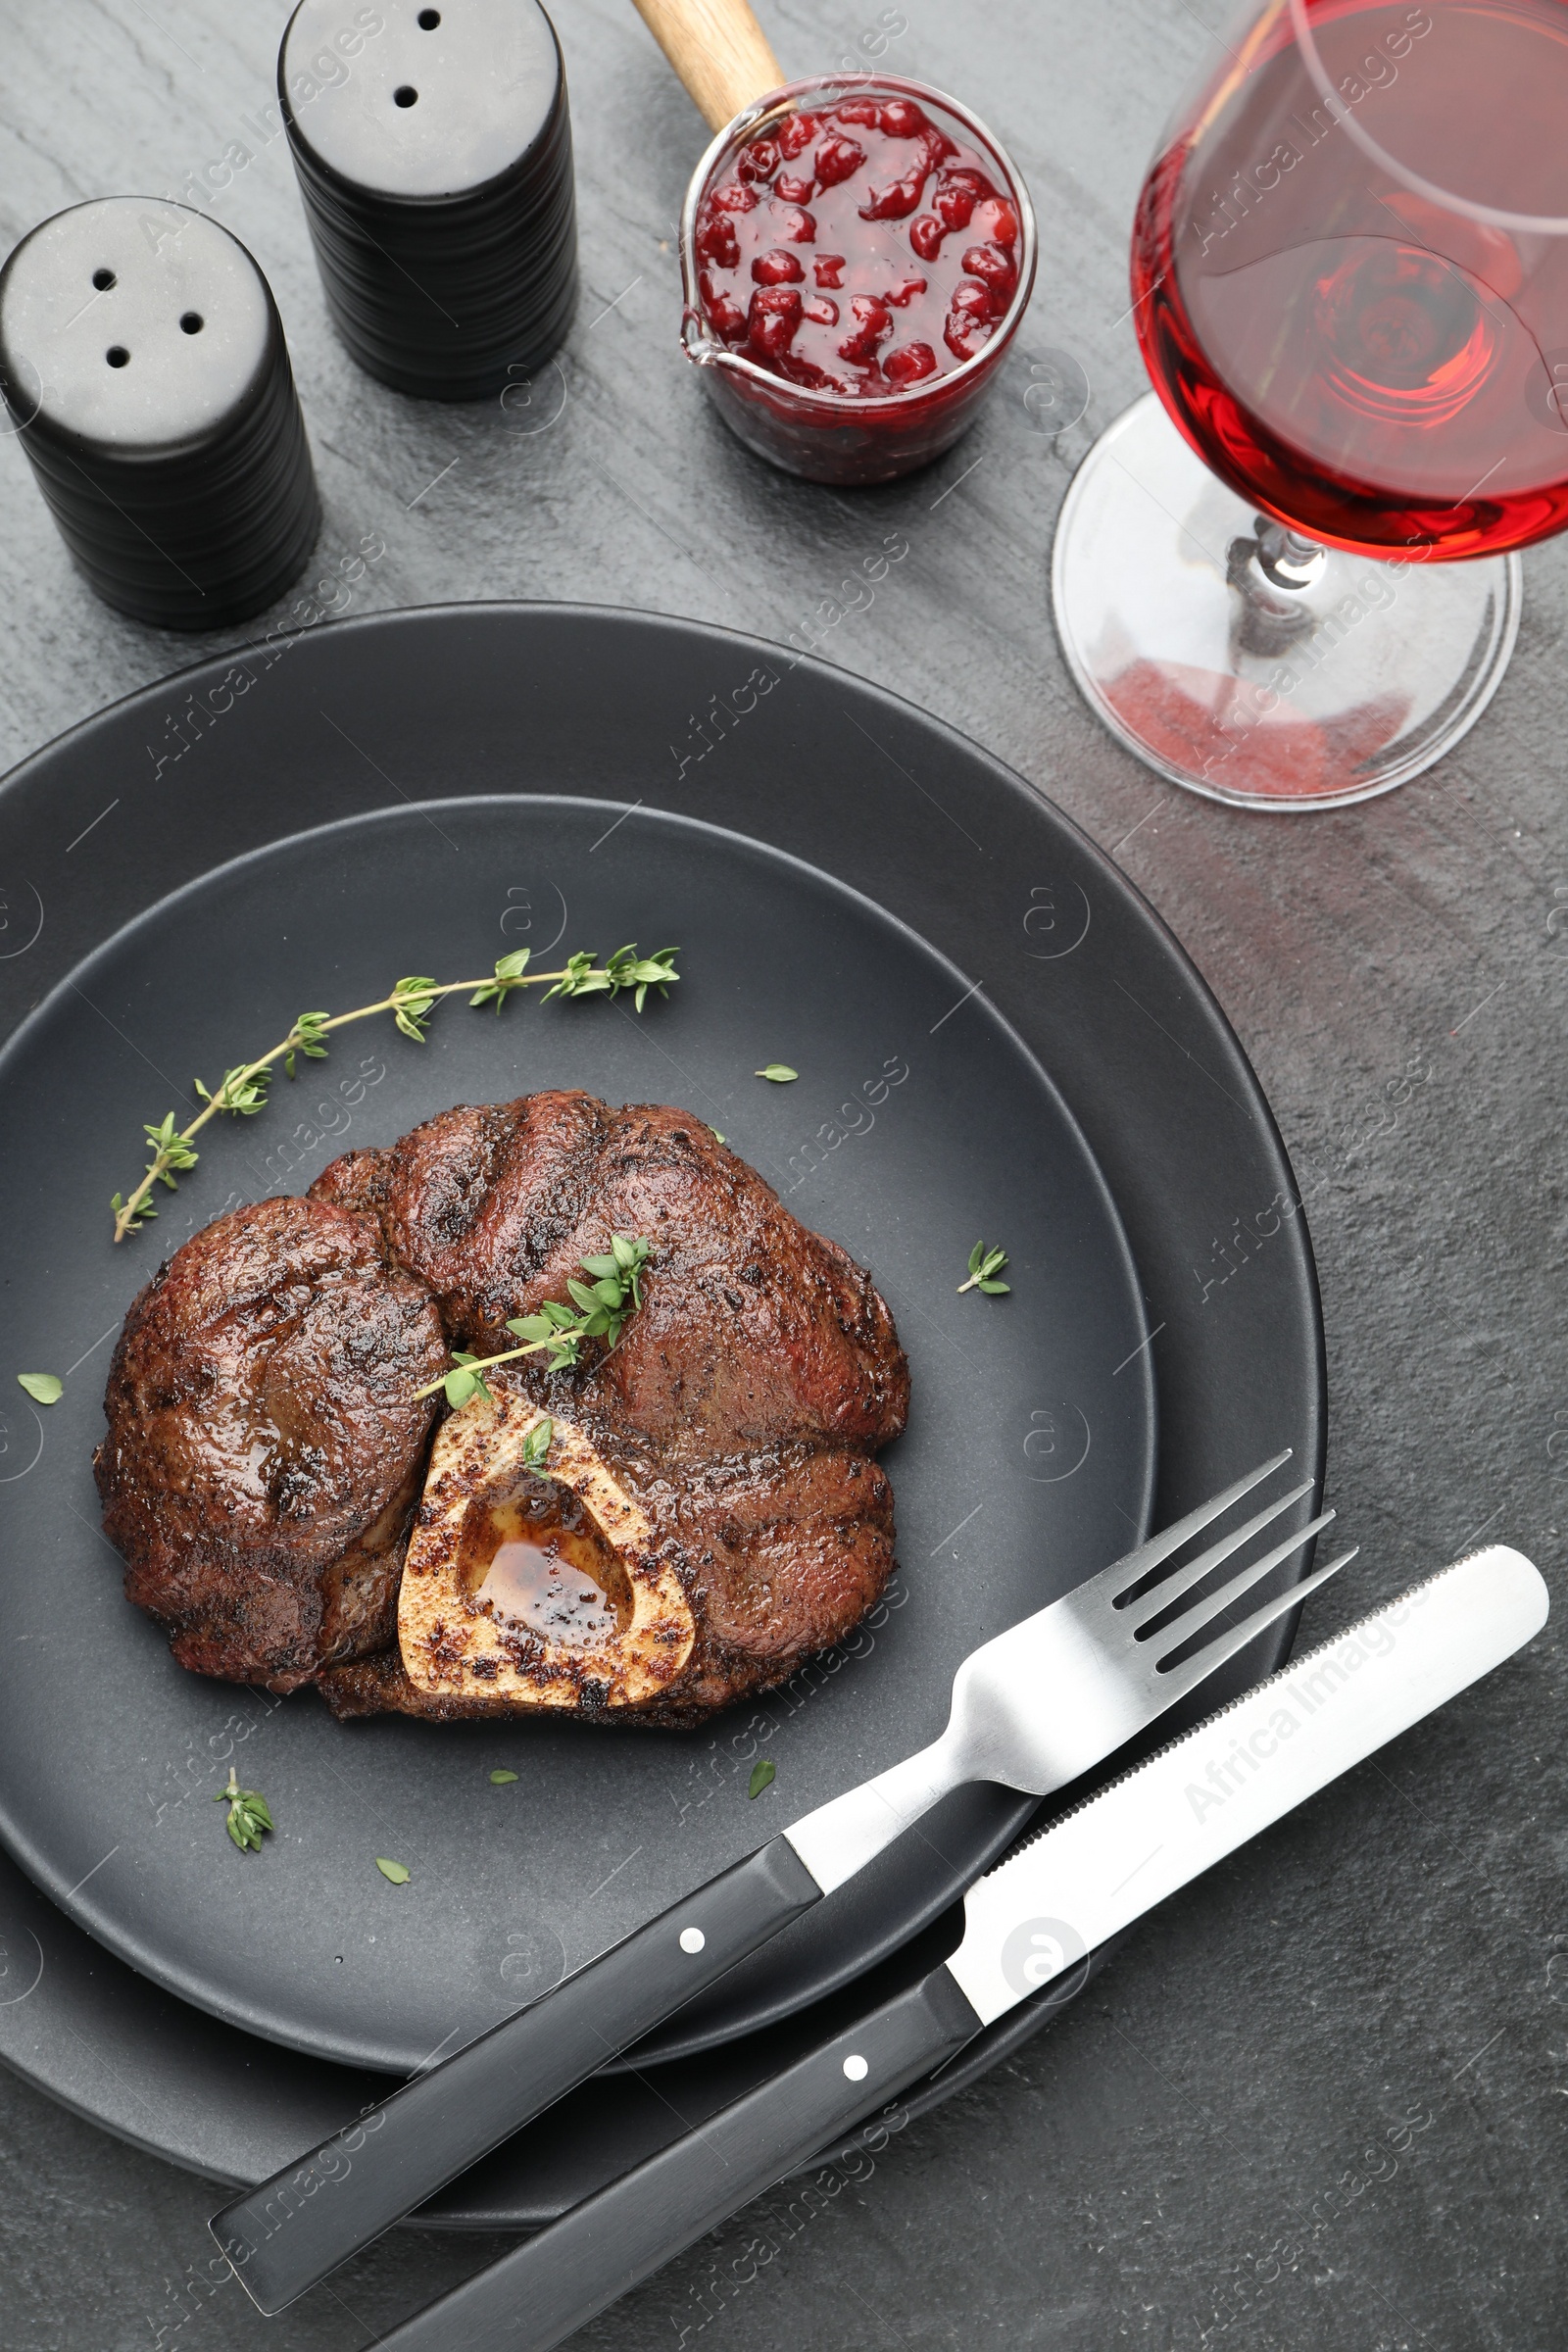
[280,0,576,400]
[0,198,320,631]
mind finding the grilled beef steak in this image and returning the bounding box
[95,1197,448,1691]
[98,1096,907,1726]
[311,1097,908,1725]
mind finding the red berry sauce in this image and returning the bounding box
[693,93,1021,397]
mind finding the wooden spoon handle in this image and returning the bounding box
[629,0,785,132]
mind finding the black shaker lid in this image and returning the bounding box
[281,0,562,202]
[0,199,276,455]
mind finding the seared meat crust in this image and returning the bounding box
[95,1197,447,1691]
[311,1095,907,1453]
[312,1096,908,1723]
[311,1092,612,1345]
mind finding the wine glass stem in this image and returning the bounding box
[1252,517,1329,591]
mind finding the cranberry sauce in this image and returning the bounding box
[692,93,1021,399]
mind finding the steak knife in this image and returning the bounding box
[368,1541,1546,2352]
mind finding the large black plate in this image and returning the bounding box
[0,805,1154,2073]
[0,603,1323,2220]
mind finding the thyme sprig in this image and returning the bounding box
[957,1241,1010,1297]
[110,946,679,1243]
[418,1237,653,1408]
[215,1767,273,1854]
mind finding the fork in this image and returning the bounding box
[215,1449,1353,2314]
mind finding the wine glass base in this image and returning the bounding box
[1051,394,1523,810]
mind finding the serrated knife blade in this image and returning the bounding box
[947,1544,1546,2027]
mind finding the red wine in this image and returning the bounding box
[1133,0,1568,557]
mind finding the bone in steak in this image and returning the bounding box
[97,1098,907,1727]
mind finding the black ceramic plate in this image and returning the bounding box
[0,603,1323,2219]
[0,796,1154,2072]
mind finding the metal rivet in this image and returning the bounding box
[679,1927,705,1954]
[843,2053,868,2082]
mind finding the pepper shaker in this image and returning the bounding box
[280,0,576,400]
[0,199,320,631]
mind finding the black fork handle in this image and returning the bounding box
[213,1836,821,2314]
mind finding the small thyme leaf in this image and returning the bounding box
[284,1011,330,1078]
[392,976,439,1043]
[196,1062,272,1118]
[376,1857,411,1885]
[444,1354,496,1410]
[142,1113,199,1190]
[215,1767,273,1854]
[490,1769,519,1785]
[755,1064,798,1083]
[957,1242,1010,1297]
[519,1416,553,1470]
[17,1373,62,1405]
[748,1759,776,1799]
[540,950,597,1004]
[470,948,532,1012]
[710,1129,726,1145]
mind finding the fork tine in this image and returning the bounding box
[1118,1482,1317,1632]
[1150,1545,1359,1703]
[1074,1449,1295,1610]
[1147,1511,1338,1654]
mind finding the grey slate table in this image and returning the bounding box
[0,2,1563,2347]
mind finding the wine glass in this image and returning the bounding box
[1052,0,1568,808]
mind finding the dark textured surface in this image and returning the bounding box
[0,4,1560,2350]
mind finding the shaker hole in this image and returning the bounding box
[179,312,205,334]
[417,8,441,24]
[92,268,117,291]
[106,346,129,368]
[394,83,418,106]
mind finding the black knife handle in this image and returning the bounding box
[378,1966,983,2352]
[212,1836,821,2315]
